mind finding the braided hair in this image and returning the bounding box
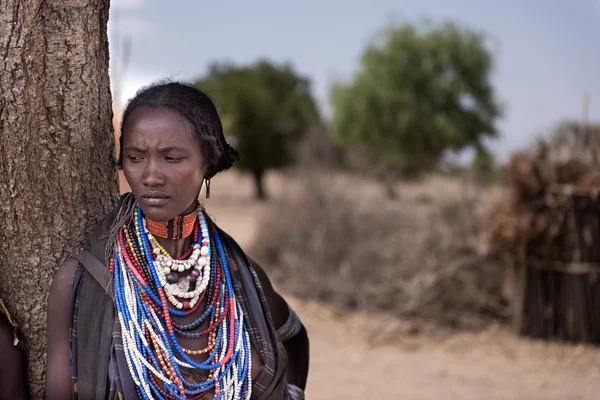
[117,80,238,179]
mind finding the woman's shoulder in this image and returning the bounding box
[51,258,79,297]
[51,193,130,290]
[89,193,133,238]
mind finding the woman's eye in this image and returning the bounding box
[127,155,142,162]
[165,156,183,162]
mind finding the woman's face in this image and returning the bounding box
[122,106,206,222]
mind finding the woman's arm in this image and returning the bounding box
[45,258,78,400]
[252,261,310,390]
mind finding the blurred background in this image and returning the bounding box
[109,1,600,399]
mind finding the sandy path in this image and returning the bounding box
[291,300,600,400]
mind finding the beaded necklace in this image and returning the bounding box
[145,205,198,240]
[112,204,252,399]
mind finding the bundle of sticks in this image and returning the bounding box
[485,136,600,343]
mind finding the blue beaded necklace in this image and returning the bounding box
[111,204,252,399]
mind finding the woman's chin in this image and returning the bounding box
[137,204,175,223]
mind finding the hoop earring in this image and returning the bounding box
[205,179,211,199]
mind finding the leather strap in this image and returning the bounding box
[73,248,114,300]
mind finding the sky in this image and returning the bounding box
[108,0,600,161]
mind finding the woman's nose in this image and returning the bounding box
[141,160,166,187]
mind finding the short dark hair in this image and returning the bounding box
[117,80,238,179]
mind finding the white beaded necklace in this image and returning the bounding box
[143,210,212,309]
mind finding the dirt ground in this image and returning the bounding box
[121,171,600,400]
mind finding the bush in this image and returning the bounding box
[252,173,510,330]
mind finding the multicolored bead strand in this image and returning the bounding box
[112,204,252,399]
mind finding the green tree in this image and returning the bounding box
[196,60,320,200]
[330,19,502,195]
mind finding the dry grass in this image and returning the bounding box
[249,169,510,330]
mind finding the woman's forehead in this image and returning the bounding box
[124,107,198,144]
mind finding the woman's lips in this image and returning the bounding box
[142,192,171,206]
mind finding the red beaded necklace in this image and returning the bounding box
[145,204,199,240]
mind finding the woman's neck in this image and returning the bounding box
[144,201,199,258]
[155,235,194,259]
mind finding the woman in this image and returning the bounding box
[0,298,29,400]
[46,82,309,400]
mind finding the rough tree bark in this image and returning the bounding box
[0,0,118,397]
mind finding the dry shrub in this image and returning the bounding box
[252,173,510,330]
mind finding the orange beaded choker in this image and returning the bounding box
[145,205,198,240]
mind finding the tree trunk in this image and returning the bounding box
[0,1,118,398]
[252,169,268,200]
[384,180,398,200]
[382,170,399,200]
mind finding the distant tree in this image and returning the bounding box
[470,146,498,185]
[330,19,502,196]
[196,60,320,200]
